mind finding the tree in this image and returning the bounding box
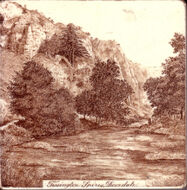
[59,23,90,66]
[143,76,170,116]
[8,61,78,137]
[90,59,120,89]
[76,59,133,124]
[144,33,185,119]
[39,23,90,67]
[169,33,185,54]
[163,33,185,119]
[39,34,62,57]
[75,90,93,119]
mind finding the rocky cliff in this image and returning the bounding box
[0,1,152,123]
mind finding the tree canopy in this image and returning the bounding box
[76,59,133,124]
[39,23,90,66]
[8,61,78,137]
[144,33,185,119]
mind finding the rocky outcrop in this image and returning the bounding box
[0,1,57,57]
[0,1,152,122]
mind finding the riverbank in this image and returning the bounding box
[1,119,185,187]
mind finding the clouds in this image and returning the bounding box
[122,9,136,21]
[122,9,135,16]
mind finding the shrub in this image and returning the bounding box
[0,124,33,147]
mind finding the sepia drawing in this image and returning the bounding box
[0,0,186,188]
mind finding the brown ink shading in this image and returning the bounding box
[0,0,186,188]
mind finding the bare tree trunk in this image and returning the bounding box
[180,107,183,120]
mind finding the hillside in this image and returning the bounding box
[0,1,152,124]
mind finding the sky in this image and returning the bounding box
[15,0,185,76]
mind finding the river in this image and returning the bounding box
[1,126,185,187]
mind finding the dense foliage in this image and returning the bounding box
[76,59,133,124]
[144,33,185,119]
[39,23,90,66]
[8,61,78,138]
[0,13,4,24]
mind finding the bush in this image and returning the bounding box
[1,158,43,187]
[0,124,33,147]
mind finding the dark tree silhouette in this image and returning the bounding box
[144,33,185,119]
[8,61,77,137]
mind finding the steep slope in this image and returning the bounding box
[92,39,152,117]
[0,1,152,123]
[0,1,59,57]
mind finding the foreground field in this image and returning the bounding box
[1,122,185,188]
